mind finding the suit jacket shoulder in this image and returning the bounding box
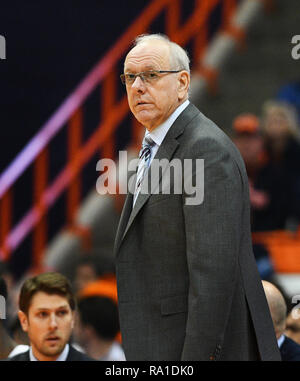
[5,350,30,361]
[67,345,95,361]
[180,104,246,170]
[280,336,300,361]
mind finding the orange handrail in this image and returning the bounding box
[67,107,83,224]
[0,0,252,273]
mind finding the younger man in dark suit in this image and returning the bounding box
[8,272,93,361]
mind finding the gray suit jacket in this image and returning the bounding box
[114,103,281,361]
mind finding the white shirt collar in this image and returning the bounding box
[277,334,285,348]
[146,99,190,146]
[29,343,69,361]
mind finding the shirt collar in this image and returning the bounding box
[29,343,69,361]
[277,334,285,348]
[146,99,190,146]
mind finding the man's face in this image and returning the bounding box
[74,264,97,292]
[124,40,189,131]
[285,310,300,345]
[18,291,75,361]
[264,111,290,139]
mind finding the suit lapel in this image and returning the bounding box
[114,192,133,255]
[115,103,199,253]
[121,138,180,242]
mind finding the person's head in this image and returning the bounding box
[17,272,76,361]
[261,100,299,141]
[9,316,30,345]
[262,280,287,339]
[122,33,190,131]
[231,113,264,170]
[75,296,119,349]
[74,254,115,292]
[285,309,300,345]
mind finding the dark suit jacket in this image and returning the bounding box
[280,336,300,361]
[114,103,281,361]
[7,345,94,361]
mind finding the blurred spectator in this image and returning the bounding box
[78,273,118,303]
[231,113,271,229]
[0,276,17,359]
[231,111,300,231]
[261,100,300,172]
[75,296,125,361]
[74,254,115,293]
[231,113,265,178]
[261,100,300,229]
[285,308,300,345]
[9,316,30,346]
[8,272,94,361]
[263,280,300,361]
[77,272,121,342]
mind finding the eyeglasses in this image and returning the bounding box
[120,70,183,85]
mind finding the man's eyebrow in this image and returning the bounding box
[35,304,69,311]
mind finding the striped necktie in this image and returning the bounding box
[133,135,155,206]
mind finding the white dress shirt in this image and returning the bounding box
[277,334,285,348]
[145,99,190,165]
[133,99,190,206]
[8,344,29,358]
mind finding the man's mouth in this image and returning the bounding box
[46,336,60,342]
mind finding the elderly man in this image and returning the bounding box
[263,280,300,361]
[114,33,280,361]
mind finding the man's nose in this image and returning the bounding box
[131,75,146,92]
[49,314,58,329]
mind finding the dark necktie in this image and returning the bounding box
[133,135,155,206]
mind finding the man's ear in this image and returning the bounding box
[18,310,29,332]
[177,71,190,100]
[71,310,76,330]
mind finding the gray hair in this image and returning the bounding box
[261,100,300,140]
[133,33,190,74]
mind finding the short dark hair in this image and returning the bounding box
[19,272,76,315]
[78,296,120,340]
